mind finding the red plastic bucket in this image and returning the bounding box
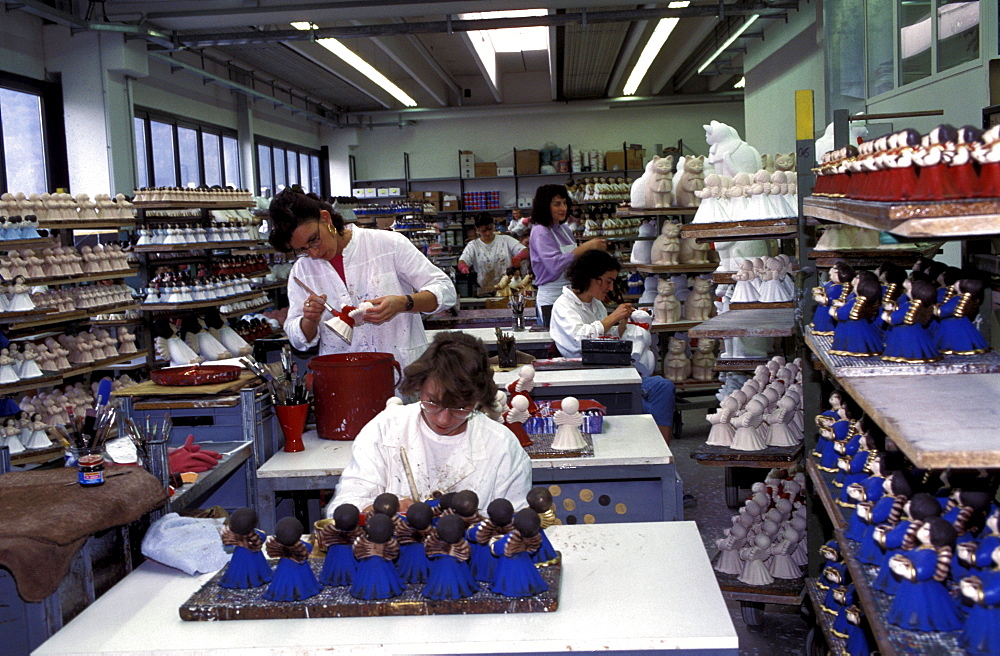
[308,352,401,440]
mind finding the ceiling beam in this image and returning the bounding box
[350,19,451,107]
[280,40,396,110]
[177,5,793,47]
[458,31,502,103]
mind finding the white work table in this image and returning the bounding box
[255,414,680,534]
[494,366,644,415]
[32,522,737,656]
[426,326,554,348]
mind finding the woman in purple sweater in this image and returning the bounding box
[528,184,606,325]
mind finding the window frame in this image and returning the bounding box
[133,108,241,190]
[0,72,67,195]
[254,136,325,198]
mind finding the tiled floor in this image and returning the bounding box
[673,407,812,656]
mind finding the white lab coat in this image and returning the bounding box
[326,403,532,515]
[550,285,611,358]
[459,234,525,292]
[284,225,457,372]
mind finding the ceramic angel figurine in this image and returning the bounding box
[3,418,26,454]
[21,413,51,449]
[551,397,587,451]
[153,320,203,367]
[959,544,1000,655]
[660,336,689,382]
[506,364,538,414]
[936,278,990,355]
[729,398,767,451]
[350,513,405,600]
[17,343,44,379]
[881,280,940,363]
[764,395,801,447]
[503,394,532,448]
[757,258,791,303]
[117,327,138,354]
[886,517,963,631]
[218,508,272,589]
[204,309,251,357]
[653,278,681,324]
[829,271,883,357]
[706,396,738,447]
[467,498,515,583]
[715,522,748,575]
[259,517,321,601]
[690,338,717,381]
[421,514,478,600]
[180,316,232,362]
[692,173,731,224]
[525,487,559,564]
[490,508,549,597]
[0,348,18,385]
[738,534,775,585]
[318,503,363,586]
[683,278,715,321]
[729,260,759,303]
[650,222,681,265]
[8,276,35,312]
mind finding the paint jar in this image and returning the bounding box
[73,447,106,486]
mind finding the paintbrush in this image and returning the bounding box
[292,276,354,344]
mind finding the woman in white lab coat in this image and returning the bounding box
[270,188,457,372]
[327,332,532,515]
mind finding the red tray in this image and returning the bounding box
[150,365,242,386]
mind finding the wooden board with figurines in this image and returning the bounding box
[181,488,564,621]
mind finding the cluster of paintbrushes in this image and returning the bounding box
[240,350,311,407]
[121,413,172,466]
[509,293,526,316]
[51,378,117,453]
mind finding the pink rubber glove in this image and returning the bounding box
[458,262,470,275]
[168,434,223,473]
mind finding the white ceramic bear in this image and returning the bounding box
[705,120,762,180]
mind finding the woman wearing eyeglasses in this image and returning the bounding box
[549,250,677,443]
[269,188,456,372]
[326,332,532,515]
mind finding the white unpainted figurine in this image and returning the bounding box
[117,327,138,354]
[629,220,657,264]
[3,418,26,454]
[653,278,681,325]
[551,396,587,451]
[673,155,705,208]
[706,396,738,447]
[729,260,759,303]
[650,222,681,265]
[0,348,19,384]
[690,338,717,380]
[17,343,44,379]
[691,174,731,224]
[22,414,51,449]
[622,309,655,377]
[679,235,712,265]
[683,278,715,321]
[9,276,35,311]
[705,120,763,180]
[638,274,659,304]
[738,533,775,586]
[714,523,748,575]
[663,337,691,382]
[729,398,767,451]
[645,155,674,208]
[765,395,801,447]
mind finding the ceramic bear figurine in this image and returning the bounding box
[644,155,674,208]
[650,222,681,265]
[653,278,681,325]
[683,278,715,321]
[690,338,717,381]
[705,120,762,180]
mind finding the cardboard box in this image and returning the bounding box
[421,191,442,203]
[515,149,539,175]
[377,188,390,197]
[352,188,365,198]
[627,148,646,170]
[461,166,476,179]
[408,191,424,201]
[605,151,625,171]
[362,188,377,198]
[460,150,476,166]
[388,187,401,197]
[497,166,515,177]
[475,162,498,177]
[442,199,461,211]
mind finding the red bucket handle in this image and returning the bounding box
[392,360,402,387]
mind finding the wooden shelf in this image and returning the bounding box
[671,379,722,393]
[688,308,795,338]
[9,444,64,467]
[803,196,1000,238]
[0,237,57,249]
[578,235,644,242]
[681,217,798,242]
[3,302,140,331]
[221,297,273,319]
[255,280,287,292]
[633,263,719,275]
[616,207,698,218]
[713,357,771,371]
[808,243,942,268]
[649,319,703,333]
[838,373,1000,468]
[133,240,263,252]
[142,291,263,312]
[25,267,138,286]
[61,350,153,378]
[0,350,151,396]
[691,443,803,468]
[0,307,56,322]
[38,218,136,230]
[805,459,847,530]
[714,569,805,606]
[805,331,1000,379]
[1,373,64,395]
[132,201,254,210]
[728,300,795,311]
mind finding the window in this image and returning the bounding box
[867,0,895,97]
[133,109,240,190]
[0,86,47,194]
[937,0,979,71]
[254,138,324,197]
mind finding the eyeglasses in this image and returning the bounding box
[291,223,322,256]
[419,399,475,420]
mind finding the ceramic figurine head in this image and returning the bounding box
[744,500,763,517]
[404,502,433,530]
[920,517,957,549]
[228,507,258,536]
[333,503,361,531]
[510,394,529,413]
[364,513,394,544]
[526,486,553,513]
[753,534,772,550]
[373,492,400,517]
[451,490,480,518]
[487,498,514,526]
[436,514,466,544]
[275,516,305,546]
[561,396,580,415]
[513,508,541,538]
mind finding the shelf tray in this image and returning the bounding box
[142,291,264,312]
[616,207,697,218]
[633,263,719,274]
[649,319,703,333]
[805,459,847,530]
[805,332,1000,378]
[713,357,772,371]
[681,217,798,242]
[804,578,851,656]
[524,432,594,459]
[728,300,795,310]
[690,443,803,468]
[838,374,1000,468]
[26,268,138,286]
[808,243,942,268]
[803,196,1000,238]
[688,308,795,338]
[714,567,804,605]
[180,556,561,620]
[38,218,135,230]
[134,240,263,252]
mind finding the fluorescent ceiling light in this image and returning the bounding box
[623,1,690,96]
[734,76,746,88]
[291,22,417,107]
[698,13,760,74]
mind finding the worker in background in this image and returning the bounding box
[457,212,528,297]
